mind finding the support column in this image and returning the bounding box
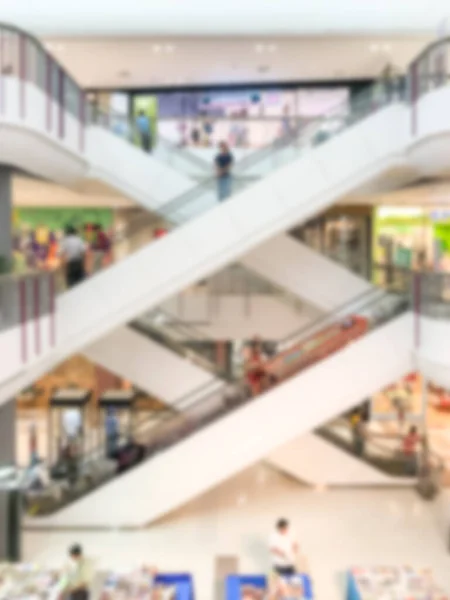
[0,399,21,561]
[0,166,12,272]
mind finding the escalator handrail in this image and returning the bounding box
[151,83,405,222]
[74,287,410,471]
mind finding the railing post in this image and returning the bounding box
[58,68,65,139]
[33,276,41,355]
[46,54,52,132]
[19,278,27,363]
[79,91,85,152]
[410,61,419,136]
[0,29,4,115]
[413,271,421,348]
[49,272,55,347]
[19,33,26,119]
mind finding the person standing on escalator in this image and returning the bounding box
[215,141,234,201]
[60,225,87,289]
[135,110,152,152]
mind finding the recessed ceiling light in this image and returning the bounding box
[382,43,392,52]
[153,44,161,53]
[165,44,176,53]
[369,43,379,53]
[268,43,278,53]
[254,43,264,53]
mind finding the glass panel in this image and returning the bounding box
[26,37,38,85]
[34,43,46,90]
[25,286,415,515]
[50,62,59,103]
[1,30,19,76]
[64,76,79,117]
[0,272,53,334]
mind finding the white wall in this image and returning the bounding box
[162,294,321,339]
[28,313,413,528]
[416,315,450,389]
[409,87,450,177]
[266,433,411,487]
[84,326,220,405]
[242,234,371,312]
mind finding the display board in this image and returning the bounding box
[347,566,449,600]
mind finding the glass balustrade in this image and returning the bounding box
[39,81,404,292]
[317,412,445,486]
[25,284,413,515]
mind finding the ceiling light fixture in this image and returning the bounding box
[165,44,176,53]
[153,44,161,53]
[254,43,264,53]
[268,43,278,53]
[369,43,379,53]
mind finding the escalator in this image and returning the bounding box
[26,288,414,527]
[0,81,409,405]
[88,297,423,487]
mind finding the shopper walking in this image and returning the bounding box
[269,518,298,577]
[59,544,93,600]
[105,408,119,458]
[60,225,87,289]
[215,141,234,201]
[402,425,420,476]
[91,224,111,274]
[135,110,152,152]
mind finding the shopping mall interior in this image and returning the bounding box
[2,1,450,599]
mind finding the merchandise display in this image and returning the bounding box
[372,206,450,278]
[226,574,313,600]
[0,563,62,600]
[347,566,449,600]
[99,570,194,600]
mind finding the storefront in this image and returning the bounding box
[12,207,114,271]
[291,205,373,279]
[87,85,353,150]
[372,206,450,283]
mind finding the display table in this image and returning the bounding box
[347,567,449,600]
[99,570,195,600]
[0,563,62,599]
[154,573,195,600]
[225,573,313,600]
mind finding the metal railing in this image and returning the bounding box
[0,270,55,335]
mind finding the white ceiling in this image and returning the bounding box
[1,0,449,36]
[44,36,430,88]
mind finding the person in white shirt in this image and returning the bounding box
[59,225,87,288]
[269,518,298,577]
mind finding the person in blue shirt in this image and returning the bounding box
[105,408,119,457]
[215,141,234,201]
[135,110,152,152]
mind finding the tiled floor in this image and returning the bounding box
[23,464,450,600]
